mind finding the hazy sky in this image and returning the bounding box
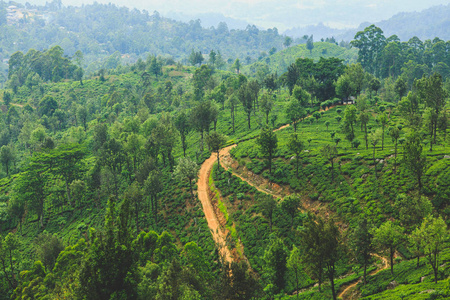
[18,0,450,30]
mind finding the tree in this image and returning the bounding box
[14,157,49,228]
[259,195,277,232]
[395,193,432,230]
[388,126,401,173]
[292,85,311,107]
[263,237,288,293]
[378,112,388,150]
[124,182,144,234]
[206,132,226,172]
[321,144,338,182]
[306,35,314,54]
[145,170,163,225]
[280,195,301,228]
[38,95,58,117]
[50,144,85,206]
[0,233,20,290]
[353,218,373,285]
[409,226,425,269]
[301,215,341,299]
[2,91,11,108]
[359,111,370,150]
[99,138,125,198]
[174,111,190,157]
[77,198,138,299]
[76,105,88,131]
[190,101,215,150]
[0,144,15,176]
[371,221,404,275]
[288,133,304,178]
[335,75,352,100]
[351,25,386,75]
[416,215,448,283]
[343,105,357,143]
[415,73,447,150]
[403,133,426,191]
[189,49,204,66]
[260,92,274,124]
[283,36,293,48]
[232,58,241,74]
[437,110,448,147]
[287,246,303,299]
[238,83,254,129]
[369,129,381,179]
[174,157,198,202]
[285,63,299,95]
[148,56,162,77]
[219,260,259,299]
[285,98,305,132]
[368,78,381,95]
[394,77,407,101]
[256,128,278,175]
[208,49,216,67]
[226,94,239,133]
[34,233,64,271]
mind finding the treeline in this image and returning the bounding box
[0,0,286,84]
[351,24,450,81]
[7,46,83,93]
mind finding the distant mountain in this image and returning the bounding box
[285,4,450,42]
[371,4,450,41]
[283,23,348,41]
[165,11,249,30]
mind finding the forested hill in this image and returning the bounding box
[0,1,285,83]
[286,4,450,42]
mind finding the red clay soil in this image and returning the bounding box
[197,150,233,264]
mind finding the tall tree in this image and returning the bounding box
[206,132,226,172]
[77,198,138,299]
[0,144,15,176]
[285,98,306,132]
[301,214,341,299]
[145,170,163,225]
[351,25,386,75]
[173,157,198,202]
[403,133,426,191]
[280,195,301,228]
[260,91,274,124]
[371,221,404,275]
[287,246,303,299]
[287,133,304,178]
[226,94,239,133]
[259,195,277,232]
[256,128,278,175]
[378,112,388,150]
[263,237,288,293]
[369,129,381,180]
[359,111,370,150]
[353,218,373,285]
[416,215,447,283]
[321,144,338,182]
[306,35,314,54]
[415,73,447,150]
[238,83,254,129]
[388,126,401,173]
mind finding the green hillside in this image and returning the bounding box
[244,42,358,77]
[0,22,448,300]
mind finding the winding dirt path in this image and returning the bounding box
[338,254,389,299]
[197,150,233,264]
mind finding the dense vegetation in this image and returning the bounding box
[0,0,293,86]
[0,5,448,297]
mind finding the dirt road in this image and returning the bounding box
[197,149,233,264]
